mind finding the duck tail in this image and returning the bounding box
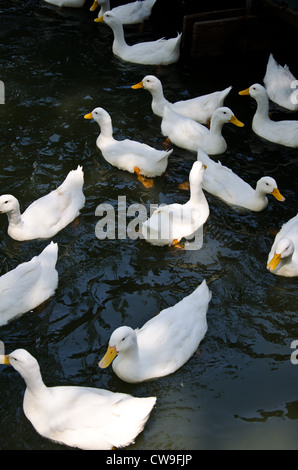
[63,166,84,187]
[38,242,58,268]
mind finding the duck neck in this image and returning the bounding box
[99,115,114,139]
[99,0,109,16]
[23,369,47,397]
[254,93,270,120]
[189,182,206,205]
[110,21,126,49]
[114,342,141,382]
[253,186,268,210]
[7,204,22,228]
[151,87,168,116]
[209,116,224,138]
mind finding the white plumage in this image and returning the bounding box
[267,214,298,277]
[0,166,85,241]
[0,349,156,450]
[142,161,209,247]
[195,148,285,212]
[264,53,298,111]
[239,83,298,148]
[132,75,232,124]
[84,107,172,179]
[93,0,157,25]
[99,280,211,383]
[161,105,244,154]
[0,242,58,326]
[97,11,181,65]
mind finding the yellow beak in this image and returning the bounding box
[131,81,144,90]
[98,345,118,369]
[90,0,99,11]
[271,188,285,202]
[95,16,104,23]
[239,88,250,96]
[0,355,10,365]
[229,115,244,127]
[84,112,93,120]
[267,252,281,271]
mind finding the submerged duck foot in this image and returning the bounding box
[134,167,154,188]
[178,181,190,191]
[172,239,184,249]
[162,137,172,150]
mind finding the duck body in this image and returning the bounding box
[196,149,285,212]
[161,105,244,154]
[0,242,58,326]
[99,280,211,383]
[1,349,156,450]
[93,0,157,24]
[84,107,172,177]
[98,11,181,65]
[263,53,298,111]
[44,0,85,7]
[0,166,85,241]
[267,214,298,277]
[239,83,298,148]
[142,161,209,246]
[132,75,232,124]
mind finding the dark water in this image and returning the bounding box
[0,0,298,450]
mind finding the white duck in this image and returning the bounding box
[193,148,285,212]
[44,0,85,7]
[239,83,298,148]
[92,0,157,25]
[98,280,211,383]
[0,349,156,450]
[0,242,58,326]
[97,11,181,65]
[0,166,85,241]
[263,53,298,111]
[141,161,209,247]
[161,104,244,154]
[84,107,172,187]
[267,213,298,277]
[132,75,232,124]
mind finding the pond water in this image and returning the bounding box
[0,0,298,451]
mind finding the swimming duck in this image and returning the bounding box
[194,148,285,212]
[44,0,85,7]
[84,107,172,187]
[132,75,232,124]
[267,213,298,277]
[0,166,85,241]
[0,242,58,326]
[141,161,209,247]
[161,104,244,154]
[263,53,298,111]
[92,0,157,25]
[239,83,298,148]
[0,349,156,450]
[97,11,181,65]
[98,280,211,383]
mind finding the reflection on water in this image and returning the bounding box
[0,0,298,450]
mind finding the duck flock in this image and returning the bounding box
[0,0,298,451]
